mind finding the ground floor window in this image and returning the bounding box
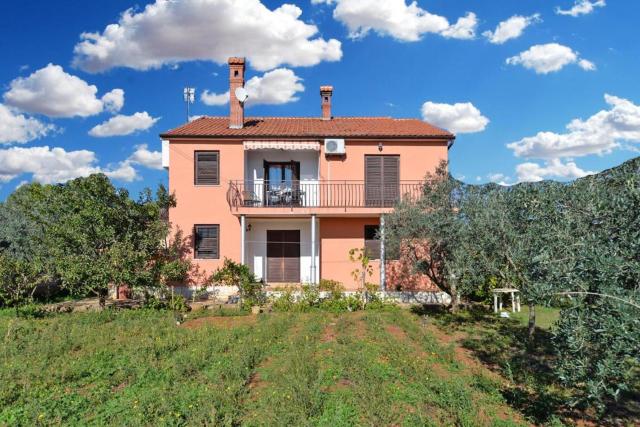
[194,224,219,259]
[364,225,380,259]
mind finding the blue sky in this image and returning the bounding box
[1,0,639,199]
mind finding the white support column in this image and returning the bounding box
[240,215,246,265]
[380,215,386,291]
[511,291,516,312]
[310,215,317,285]
[493,294,498,313]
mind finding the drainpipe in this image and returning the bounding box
[311,214,317,285]
[380,215,386,291]
[240,215,246,264]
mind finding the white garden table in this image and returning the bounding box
[492,288,521,313]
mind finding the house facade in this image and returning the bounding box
[160,57,454,291]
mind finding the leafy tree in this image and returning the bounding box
[551,158,640,411]
[0,183,52,308]
[0,174,181,306]
[385,161,466,311]
[467,182,571,337]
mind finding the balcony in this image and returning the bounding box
[227,180,423,211]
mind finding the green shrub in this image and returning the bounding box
[167,295,190,312]
[318,279,344,293]
[272,288,297,312]
[211,258,265,309]
[299,284,320,308]
[15,302,47,318]
[142,294,190,312]
[318,294,362,312]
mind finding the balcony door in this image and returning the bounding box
[266,230,300,283]
[264,161,300,206]
[365,155,400,207]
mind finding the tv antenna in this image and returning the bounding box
[183,87,195,121]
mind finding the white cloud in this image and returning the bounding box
[127,144,163,170]
[556,0,605,17]
[506,43,594,74]
[103,161,138,182]
[201,91,230,107]
[482,13,541,44]
[89,112,159,137]
[515,159,594,182]
[421,101,489,134]
[578,58,596,71]
[507,94,640,159]
[3,64,124,118]
[488,173,506,182]
[72,0,342,73]
[486,172,513,186]
[101,88,125,113]
[0,104,55,144]
[0,143,167,184]
[202,68,304,106]
[440,13,478,40]
[314,0,477,41]
[0,146,133,184]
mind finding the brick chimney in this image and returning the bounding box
[228,57,246,129]
[320,85,333,120]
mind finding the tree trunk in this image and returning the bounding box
[449,280,459,313]
[527,304,536,340]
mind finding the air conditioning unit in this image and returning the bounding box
[324,138,345,155]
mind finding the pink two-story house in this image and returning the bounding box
[160,57,454,291]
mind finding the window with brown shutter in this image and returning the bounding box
[365,155,399,207]
[364,225,380,259]
[194,225,219,259]
[195,151,219,185]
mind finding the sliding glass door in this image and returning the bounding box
[264,161,300,206]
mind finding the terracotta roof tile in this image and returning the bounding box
[160,116,454,139]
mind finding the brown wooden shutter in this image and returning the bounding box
[195,225,219,259]
[365,155,399,207]
[382,155,400,206]
[267,230,300,282]
[365,156,383,206]
[282,230,300,282]
[195,151,219,185]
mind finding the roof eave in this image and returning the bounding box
[159,133,454,140]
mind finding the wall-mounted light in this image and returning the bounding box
[378,142,383,152]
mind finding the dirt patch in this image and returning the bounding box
[247,371,263,390]
[351,314,368,339]
[181,315,256,329]
[427,325,488,374]
[111,381,128,393]
[324,377,354,393]
[321,322,337,343]
[386,324,409,341]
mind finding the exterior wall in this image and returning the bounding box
[168,139,244,282]
[319,217,381,290]
[245,218,319,284]
[319,217,440,292]
[319,140,447,182]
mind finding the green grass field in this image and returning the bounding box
[0,308,528,426]
[510,306,560,330]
